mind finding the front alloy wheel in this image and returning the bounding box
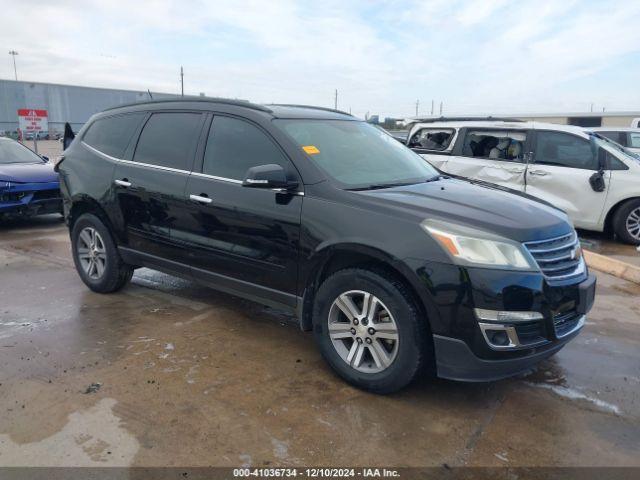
[328,290,399,373]
[625,206,640,242]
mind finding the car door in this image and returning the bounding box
[173,114,303,309]
[438,128,529,191]
[525,129,610,230]
[113,111,206,263]
[407,127,456,170]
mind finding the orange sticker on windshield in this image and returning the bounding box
[302,145,320,155]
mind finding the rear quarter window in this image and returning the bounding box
[83,113,145,158]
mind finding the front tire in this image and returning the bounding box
[71,213,133,293]
[612,199,640,245]
[312,268,431,393]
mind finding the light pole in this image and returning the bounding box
[8,50,18,80]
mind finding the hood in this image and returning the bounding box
[0,162,59,184]
[356,178,571,243]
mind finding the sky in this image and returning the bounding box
[1,0,639,119]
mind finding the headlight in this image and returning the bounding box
[421,220,537,270]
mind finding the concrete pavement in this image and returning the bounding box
[0,216,638,468]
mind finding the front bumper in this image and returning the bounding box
[407,259,596,381]
[433,327,579,382]
[0,181,62,217]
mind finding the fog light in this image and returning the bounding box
[478,322,519,350]
[475,309,543,323]
[488,330,510,346]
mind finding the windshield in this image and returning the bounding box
[274,119,439,189]
[0,140,43,165]
[589,133,639,162]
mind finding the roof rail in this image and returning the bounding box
[103,96,273,113]
[267,104,353,117]
[407,116,525,124]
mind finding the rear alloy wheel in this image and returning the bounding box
[613,199,640,245]
[71,213,134,293]
[77,227,107,280]
[313,268,431,393]
[328,290,399,373]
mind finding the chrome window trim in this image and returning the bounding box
[83,141,305,195]
[190,171,242,184]
[81,141,123,163]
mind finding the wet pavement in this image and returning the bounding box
[579,230,640,268]
[0,216,639,468]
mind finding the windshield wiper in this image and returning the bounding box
[347,181,420,191]
[424,174,448,182]
[347,176,447,191]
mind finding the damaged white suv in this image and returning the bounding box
[403,118,640,244]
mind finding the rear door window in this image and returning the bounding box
[202,116,290,180]
[133,113,203,171]
[408,128,455,151]
[83,113,145,158]
[462,130,527,162]
[534,131,597,170]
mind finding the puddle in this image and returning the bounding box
[0,398,139,466]
[526,382,622,416]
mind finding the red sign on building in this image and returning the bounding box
[17,109,49,133]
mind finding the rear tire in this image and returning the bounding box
[71,213,133,293]
[312,267,431,394]
[612,199,640,245]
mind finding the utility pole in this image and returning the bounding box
[334,89,338,110]
[590,102,594,112]
[415,99,419,116]
[430,99,434,115]
[439,101,443,115]
[8,50,18,81]
[180,66,184,97]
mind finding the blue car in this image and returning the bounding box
[0,137,62,219]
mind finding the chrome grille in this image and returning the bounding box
[524,232,583,280]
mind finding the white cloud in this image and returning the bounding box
[1,0,639,118]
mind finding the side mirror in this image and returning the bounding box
[242,164,298,191]
[589,171,606,192]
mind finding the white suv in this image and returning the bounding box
[404,118,640,244]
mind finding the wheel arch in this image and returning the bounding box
[68,195,119,242]
[603,196,640,234]
[298,243,438,336]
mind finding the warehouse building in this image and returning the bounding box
[0,79,178,136]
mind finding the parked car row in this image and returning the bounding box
[57,99,596,393]
[0,137,62,220]
[403,118,640,245]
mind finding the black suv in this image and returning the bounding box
[58,99,596,393]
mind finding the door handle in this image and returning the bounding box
[114,179,132,187]
[528,170,548,176]
[189,194,212,204]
